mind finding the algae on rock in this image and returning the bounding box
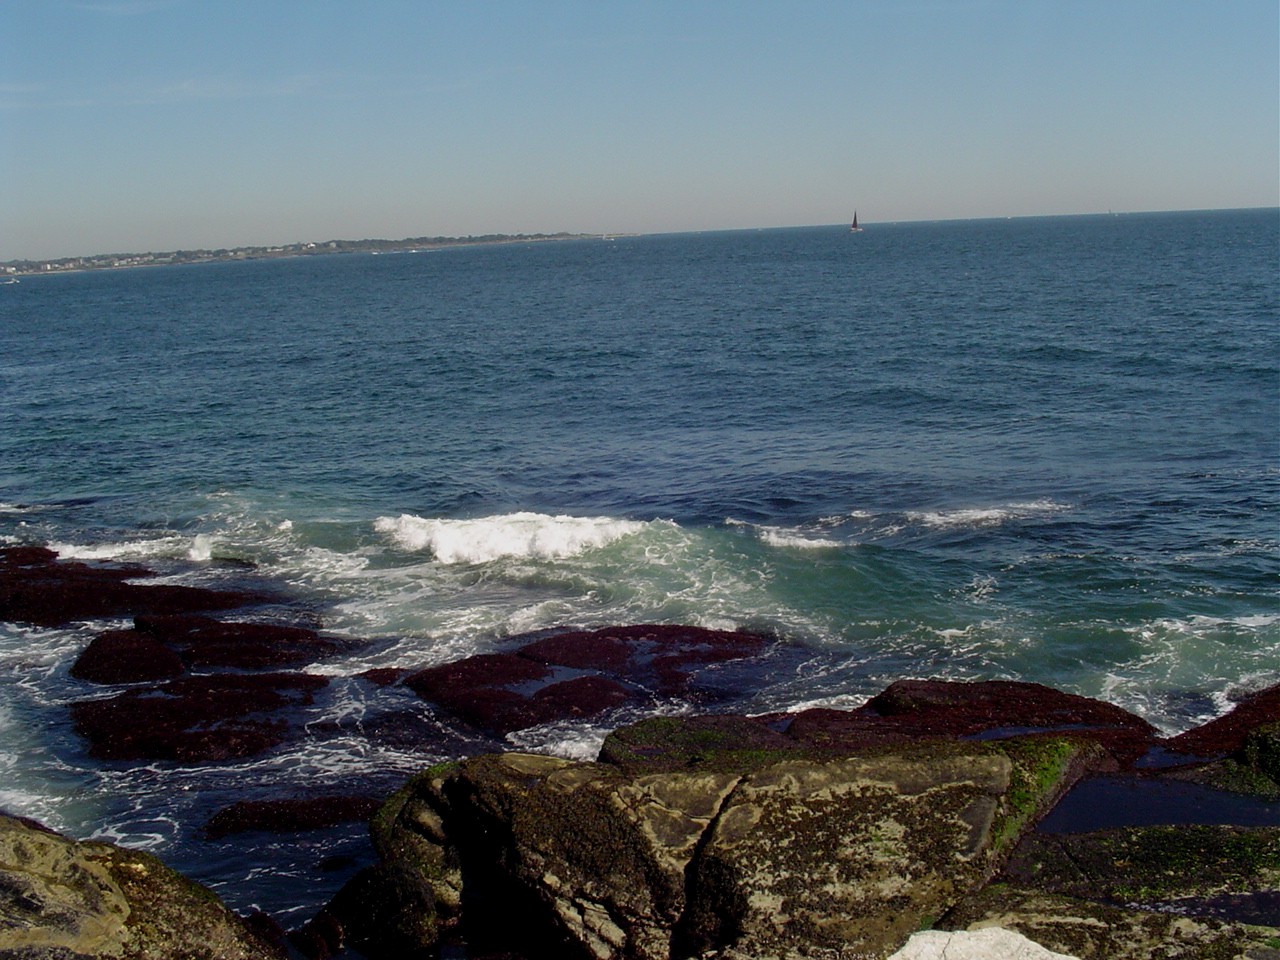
[0,812,280,960]
[359,734,1096,959]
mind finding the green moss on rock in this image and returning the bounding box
[946,883,1279,960]
[0,813,282,960]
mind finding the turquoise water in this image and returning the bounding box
[0,209,1276,918]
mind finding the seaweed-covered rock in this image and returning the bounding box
[0,811,283,959]
[0,546,265,627]
[675,737,1091,959]
[1159,685,1280,799]
[1001,825,1280,926]
[204,795,382,839]
[69,629,186,684]
[784,678,1159,764]
[945,884,1280,960]
[402,625,769,736]
[353,735,1094,959]
[1163,683,1280,760]
[70,671,328,761]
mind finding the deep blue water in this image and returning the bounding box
[0,209,1276,920]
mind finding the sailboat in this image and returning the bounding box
[849,211,863,233]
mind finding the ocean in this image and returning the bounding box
[1,208,1276,923]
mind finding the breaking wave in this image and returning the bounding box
[373,511,651,564]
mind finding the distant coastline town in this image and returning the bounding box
[0,232,592,277]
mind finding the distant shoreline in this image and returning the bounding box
[0,232,596,278]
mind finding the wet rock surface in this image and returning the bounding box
[205,795,383,840]
[403,624,771,735]
[71,671,330,762]
[331,680,1280,960]
[0,545,267,627]
[0,811,284,959]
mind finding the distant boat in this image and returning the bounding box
[849,212,863,233]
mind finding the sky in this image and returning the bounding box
[2,1,1277,260]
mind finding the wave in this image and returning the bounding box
[50,535,220,564]
[373,511,651,564]
[726,518,843,550]
[904,499,1071,529]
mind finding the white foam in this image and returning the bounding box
[373,512,649,564]
[906,499,1069,529]
[50,538,184,561]
[187,534,214,562]
[756,526,843,550]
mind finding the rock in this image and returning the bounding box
[204,795,382,839]
[1151,685,1280,800]
[69,629,186,684]
[888,927,1079,959]
[517,624,769,698]
[70,615,355,686]
[70,671,328,761]
[945,884,1280,960]
[356,734,1096,959]
[311,864,441,960]
[674,737,1092,960]
[132,613,349,670]
[784,678,1158,764]
[0,545,265,627]
[1001,825,1280,926]
[0,811,283,959]
[403,625,770,736]
[1239,721,1280,784]
[598,713,805,775]
[1163,683,1280,760]
[598,678,1152,776]
[70,616,354,685]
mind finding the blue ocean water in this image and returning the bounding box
[0,209,1276,919]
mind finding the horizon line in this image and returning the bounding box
[6,205,1276,267]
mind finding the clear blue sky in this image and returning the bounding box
[3,0,1277,260]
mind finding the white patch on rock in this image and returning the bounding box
[888,927,1080,959]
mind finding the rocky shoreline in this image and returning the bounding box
[1,544,1277,959]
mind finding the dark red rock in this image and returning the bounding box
[70,671,328,762]
[1162,683,1280,759]
[783,707,919,750]
[405,652,549,698]
[403,625,771,736]
[319,709,502,756]
[600,713,801,774]
[205,795,381,839]
[0,545,266,626]
[521,624,766,680]
[530,675,633,721]
[134,613,347,669]
[786,679,1158,764]
[357,667,407,687]
[439,686,549,736]
[69,629,186,684]
[518,630,635,671]
[404,654,552,732]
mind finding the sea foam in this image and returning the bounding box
[373,511,648,564]
[905,499,1070,529]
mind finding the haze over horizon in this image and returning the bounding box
[3,0,1277,262]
